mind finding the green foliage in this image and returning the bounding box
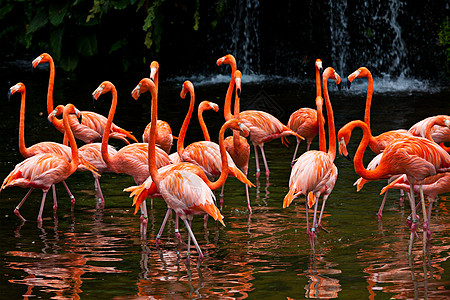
[438,16,450,74]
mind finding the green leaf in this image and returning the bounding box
[77,34,98,57]
[27,7,48,34]
[59,52,79,72]
[49,2,70,27]
[49,26,64,60]
[0,4,14,20]
[109,39,125,54]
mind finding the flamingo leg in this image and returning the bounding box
[37,190,48,223]
[14,188,34,222]
[378,190,389,221]
[291,140,300,166]
[259,145,270,178]
[317,196,328,230]
[140,200,148,237]
[312,198,319,238]
[419,185,431,242]
[183,218,204,266]
[253,144,261,179]
[175,215,181,242]
[220,183,225,198]
[52,185,58,212]
[156,208,172,246]
[94,175,105,205]
[61,180,75,206]
[408,181,418,256]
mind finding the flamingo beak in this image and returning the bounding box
[209,102,219,112]
[216,57,225,66]
[131,84,141,100]
[150,67,157,82]
[346,79,352,89]
[75,108,82,124]
[32,56,43,68]
[239,122,250,137]
[7,89,12,100]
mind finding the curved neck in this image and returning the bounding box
[63,107,79,173]
[101,88,117,167]
[47,59,64,131]
[224,62,237,121]
[323,78,336,159]
[233,92,242,145]
[425,117,444,140]
[363,72,374,127]
[177,88,195,155]
[198,105,211,141]
[148,83,161,188]
[349,121,381,180]
[17,89,28,157]
[207,121,232,190]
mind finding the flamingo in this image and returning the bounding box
[198,100,219,142]
[32,53,137,144]
[49,105,118,205]
[141,61,175,153]
[8,83,99,210]
[217,54,303,179]
[347,67,411,154]
[355,114,450,220]
[1,104,82,223]
[177,80,251,187]
[216,55,252,210]
[125,78,253,243]
[408,115,450,146]
[283,67,341,249]
[337,120,450,255]
[139,77,227,265]
[287,59,322,164]
[92,81,171,227]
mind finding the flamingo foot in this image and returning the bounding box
[14,209,26,222]
[70,195,76,206]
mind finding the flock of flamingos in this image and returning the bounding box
[2,53,450,266]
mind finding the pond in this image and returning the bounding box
[1,60,450,299]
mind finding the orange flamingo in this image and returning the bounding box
[355,114,450,220]
[141,61,175,153]
[1,104,81,223]
[8,83,100,210]
[177,80,251,186]
[92,81,170,226]
[283,67,341,248]
[217,54,303,179]
[287,59,322,164]
[32,53,137,144]
[338,120,450,254]
[49,104,118,205]
[125,78,252,242]
[347,67,411,154]
[143,77,226,265]
[217,55,252,210]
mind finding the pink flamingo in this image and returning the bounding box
[49,105,118,205]
[8,83,99,210]
[287,59,322,164]
[283,67,341,248]
[216,55,252,210]
[198,100,219,142]
[32,53,137,144]
[1,104,81,223]
[141,61,175,153]
[125,78,252,243]
[177,80,251,186]
[92,81,171,229]
[338,120,450,254]
[142,78,228,265]
[409,115,450,146]
[217,54,303,179]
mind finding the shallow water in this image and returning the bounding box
[1,62,450,299]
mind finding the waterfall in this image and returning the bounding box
[329,0,408,77]
[229,0,261,75]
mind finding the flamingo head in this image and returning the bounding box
[227,119,250,137]
[92,81,114,100]
[347,67,370,89]
[8,82,25,99]
[207,101,219,112]
[180,81,194,99]
[49,104,82,124]
[323,67,342,90]
[337,131,351,161]
[216,54,236,67]
[63,104,82,124]
[149,61,159,82]
[315,59,323,74]
[32,53,52,68]
[131,78,154,100]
